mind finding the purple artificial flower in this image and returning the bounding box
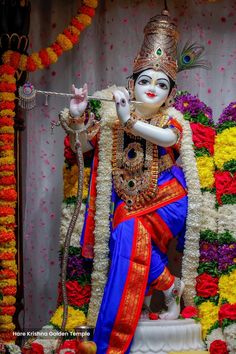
[67,255,92,279]
[218,243,236,271]
[219,102,236,124]
[200,241,218,263]
[174,93,213,123]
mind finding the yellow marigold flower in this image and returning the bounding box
[83,0,98,8]
[0,240,16,248]
[0,279,16,287]
[0,201,16,208]
[50,305,86,331]
[0,150,15,158]
[68,25,80,36]
[2,51,13,65]
[0,295,16,306]
[0,247,16,255]
[76,14,92,27]
[198,301,219,338]
[0,110,15,117]
[214,127,236,170]
[0,315,12,324]
[46,47,58,64]
[0,323,15,331]
[0,93,15,101]
[0,156,15,165]
[219,269,236,304]
[0,126,14,134]
[18,54,28,71]
[196,156,215,189]
[0,216,15,225]
[31,53,44,69]
[64,165,78,199]
[0,74,16,84]
[56,34,73,51]
[1,260,17,272]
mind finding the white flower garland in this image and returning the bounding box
[201,192,217,232]
[59,202,86,248]
[206,327,225,347]
[217,204,236,239]
[167,107,202,306]
[223,323,236,354]
[5,344,21,354]
[87,86,118,326]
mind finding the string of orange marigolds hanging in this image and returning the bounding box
[0,0,99,343]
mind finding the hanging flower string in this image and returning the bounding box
[0,0,99,343]
[0,64,17,342]
[2,0,98,71]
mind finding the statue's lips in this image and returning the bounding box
[145,92,157,98]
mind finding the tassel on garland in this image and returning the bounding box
[18,82,36,110]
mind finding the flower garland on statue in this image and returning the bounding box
[0,0,99,343]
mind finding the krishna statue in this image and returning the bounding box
[59,7,205,354]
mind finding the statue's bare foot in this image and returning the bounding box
[159,278,185,320]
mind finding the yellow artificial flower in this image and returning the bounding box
[56,34,73,51]
[196,156,215,189]
[1,260,17,272]
[31,53,44,70]
[67,25,80,36]
[18,54,28,71]
[76,14,92,27]
[0,126,14,134]
[0,323,15,331]
[0,315,12,324]
[0,156,15,165]
[50,305,86,331]
[46,47,58,64]
[0,74,16,84]
[84,0,98,7]
[0,93,15,101]
[0,216,15,225]
[0,110,15,117]
[214,127,236,170]
[0,295,16,306]
[198,301,219,338]
[0,279,16,288]
[219,269,236,304]
[1,51,12,65]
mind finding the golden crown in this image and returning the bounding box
[133,10,179,81]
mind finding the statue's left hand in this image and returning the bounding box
[112,89,131,125]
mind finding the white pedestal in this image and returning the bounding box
[130,319,206,354]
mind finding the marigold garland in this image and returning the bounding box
[50,305,86,332]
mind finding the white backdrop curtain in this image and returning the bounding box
[21,0,236,330]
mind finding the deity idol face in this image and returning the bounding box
[134,69,171,108]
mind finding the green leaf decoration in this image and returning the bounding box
[200,230,218,243]
[197,261,219,277]
[195,147,211,157]
[217,121,236,133]
[221,194,236,205]
[223,159,236,174]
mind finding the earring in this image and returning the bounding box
[165,86,177,108]
[127,78,135,100]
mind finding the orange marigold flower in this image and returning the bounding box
[0,164,15,172]
[0,206,15,216]
[0,269,16,279]
[0,305,15,316]
[0,118,14,127]
[79,5,95,17]
[0,252,15,261]
[0,102,15,111]
[39,49,51,67]
[0,189,17,201]
[26,56,37,72]
[0,64,15,76]
[0,176,16,185]
[0,231,15,243]
[0,330,16,342]
[0,82,16,92]
[2,286,17,296]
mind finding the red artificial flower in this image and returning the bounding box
[0,82,17,92]
[51,42,63,57]
[196,273,218,298]
[219,303,236,325]
[79,5,96,17]
[28,343,44,354]
[71,18,85,31]
[0,206,15,216]
[180,306,198,319]
[57,339,79,353]
[10,52,21,69]
[0,175,16,186]
[58,281,91,307]
[26,56,37,72]
[39,49,51,67]
[215,171,236,205]
[149,312,159,320]
[0,118,14,127]
[0,188,17,201]
[190,122,216,155]
[0,64,15,76]
[63,29,78,45]
[209,340,228,354]
[64,135,77,164]
[2,286,17,295]
[0,101,15,110]
[0,305,16,315]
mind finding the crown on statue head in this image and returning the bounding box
[133,10,179,81]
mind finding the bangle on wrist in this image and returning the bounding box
[123,113,137,132]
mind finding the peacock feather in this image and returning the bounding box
[177,41,211,72]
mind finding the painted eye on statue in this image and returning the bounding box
[157,81,169,90]
[138,78,150,85]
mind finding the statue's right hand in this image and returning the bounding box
[69,83,88,120]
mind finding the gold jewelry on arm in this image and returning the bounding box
[123,113,138,133]
[68,112,86,125]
